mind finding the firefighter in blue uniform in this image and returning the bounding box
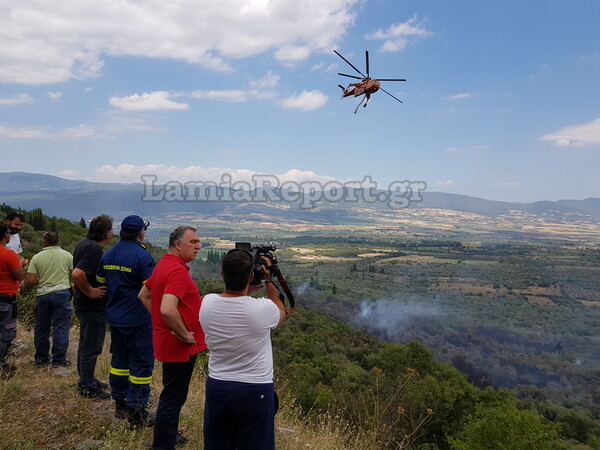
[96,215,155,428]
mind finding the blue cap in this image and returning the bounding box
[121,215,149,233]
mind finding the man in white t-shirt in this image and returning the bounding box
[199,249,286,450]
[4,211,25,256]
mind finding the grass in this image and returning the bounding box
[0,326,369,450]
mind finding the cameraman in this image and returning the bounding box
[199,248,286,450]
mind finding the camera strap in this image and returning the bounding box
[275,271,295,315]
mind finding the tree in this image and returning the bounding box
[79,217,87,229]
[27,208,45,230]
[448,402,558,450]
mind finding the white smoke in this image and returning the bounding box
[294,281,311,295]
[356,298,443,341]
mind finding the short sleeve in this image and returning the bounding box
[6,251,22,272]
[27,255,39,275]
[162,266,190,299]
[140,253,155,283]
[96,254,106,284]
[76,245,102,275]
[263,299,280,329]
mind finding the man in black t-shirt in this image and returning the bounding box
[72,214,113,399]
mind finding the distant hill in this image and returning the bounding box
[1,171,599,222]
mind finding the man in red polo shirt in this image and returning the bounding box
[138,226,205,449]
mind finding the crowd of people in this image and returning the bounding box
[0,211,287,450]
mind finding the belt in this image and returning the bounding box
[0,294,17,304]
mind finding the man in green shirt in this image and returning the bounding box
[26,232,74,367]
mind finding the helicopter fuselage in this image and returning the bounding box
[342,78,380,98]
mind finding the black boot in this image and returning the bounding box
[115,399,128,419]
[128,407,155,429]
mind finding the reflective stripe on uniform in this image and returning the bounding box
[129,375,152,385]
[110,366,130,377]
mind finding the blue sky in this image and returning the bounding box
[1,0,599,202]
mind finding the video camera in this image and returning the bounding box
[235,242,279,286]
[235,242,294,314]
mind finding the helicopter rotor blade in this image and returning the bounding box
[338,73,363,80]
[377,78,407,82]
[379,87,404,103]
[333,50,366,78]
[365,51,370,78]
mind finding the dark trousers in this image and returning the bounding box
[204,377,276,450]
[75,309,106,390]
[153,353,197,450]
[34,290,72,365]
[0,296,17,365]
[109,324,154,409]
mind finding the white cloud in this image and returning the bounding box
[109,91,189,111]
[541,118,600,147]
[93,163,337,185]
[190,72,279,102]
[274,45,311,64]
[57,169,82,178]
[191,89,274,102]
[0,93,34,106]
[248,71,280,89]
[0,0,358,85]
[437,179,458,186]
[0,124,99,140]
[444,92,472,101]
[103,116,159,133]
[0,115,159,141]
[47,91,63,100]
[366,15,432,52]
[278,169,336,184]
[279,90,328,111]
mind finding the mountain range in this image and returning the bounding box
[1,171,599,222]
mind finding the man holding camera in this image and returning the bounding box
[199,248,286,450]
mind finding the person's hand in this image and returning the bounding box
[259,256,273,280]
[172,330,196,345]
[20,258,29,267]
[89,286,106,299]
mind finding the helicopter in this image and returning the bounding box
[334,49,406,113]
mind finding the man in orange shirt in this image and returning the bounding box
[0,222,27,373]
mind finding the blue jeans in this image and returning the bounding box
[153,353,197,450]
[204,377,276,450]
[75,309,106,390]
[109,324,154,409]
[0,296,17,364]
[34,290,72,365]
